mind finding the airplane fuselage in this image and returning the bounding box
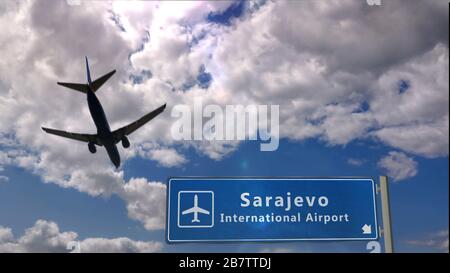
[192,212,200,223]
[42,57,166,168]
[86,87,120,168]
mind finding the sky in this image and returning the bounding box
[0,0,448,253]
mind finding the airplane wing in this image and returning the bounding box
[112,103,166,142]
[182,207,210,215]
[181,207,196,215]
[42,127,98,144]
[196,207,210,215]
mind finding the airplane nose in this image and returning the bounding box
[113,157,120,169]
[110,151,121,168]
[114,161,120,169]
[105,143,121,169]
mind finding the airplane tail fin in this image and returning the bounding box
[86,56,92,85]
[85,56,116,91]
[56,57,116,93]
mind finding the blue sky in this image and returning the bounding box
[1,138,448,252]
[207,0,245,26]
[0,0,448,253]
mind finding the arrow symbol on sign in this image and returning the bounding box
[362,224,372,234]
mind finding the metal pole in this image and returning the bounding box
[380,176,394,253]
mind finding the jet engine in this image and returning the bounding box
[88,142,96,153]
[121,136,130,148]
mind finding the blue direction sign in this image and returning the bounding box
[167,178,378,242]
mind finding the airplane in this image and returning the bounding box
[42,57,166,168]
[182,194,210,223]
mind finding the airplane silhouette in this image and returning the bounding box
[42,57,166,168]
[182,194,210,223]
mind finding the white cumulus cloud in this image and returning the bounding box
[0,219,163,253]
[119,178,167,231]
[378,151,418,182]
[0,0,448,235]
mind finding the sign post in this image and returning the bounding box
[379,176,394,253]
[167,178,378,243]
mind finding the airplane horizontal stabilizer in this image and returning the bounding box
[57,82,89,94]
[56,69,115,94]
[91,70,116,92]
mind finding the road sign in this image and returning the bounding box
[167,178,378,242]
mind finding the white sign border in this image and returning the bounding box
[167,177,379,243]
[177,190,215,228]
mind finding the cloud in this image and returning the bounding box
[148,148,188,167]
[166,0,448,157]
[372,118,449,158]
[191,140,240,161]
[0,226,14,244]
[0,175,8,183]
[137,143,188,167]
[347,158,366,166]
[370,44,449,158]
[378,151,418,182]
[0,144,166,230]
[0,220,77,253]
[0,219,162,253]
[2,0,448,161]
[79,237,162,253]
[405,230,449,252]
[0,0,448,234]
[119,178,166,231]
